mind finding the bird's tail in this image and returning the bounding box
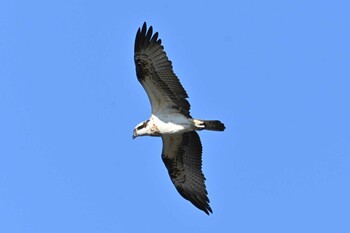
[194,119,226,131]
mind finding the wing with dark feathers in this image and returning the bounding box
[134,22,191,117]
[161,131,212,215]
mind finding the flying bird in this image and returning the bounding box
[133,22,225,215]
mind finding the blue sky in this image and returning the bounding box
[1,0,349,232]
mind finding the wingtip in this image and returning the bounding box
[200,203,213,215]
[135,22,159,53]
[205,208,213,215]
[199,201,213,215]
[140,21,148,33]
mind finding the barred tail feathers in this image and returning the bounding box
[194,119,226,131]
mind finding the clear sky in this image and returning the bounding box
[1,0,349,232]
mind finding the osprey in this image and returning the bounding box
[133,22,225,215]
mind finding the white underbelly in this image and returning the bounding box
[151,114,193,134]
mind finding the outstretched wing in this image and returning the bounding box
[161,131,212,215]
[134,22,191,117]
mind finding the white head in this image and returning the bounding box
[132,120,150,139]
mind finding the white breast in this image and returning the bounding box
[150,114,194,135]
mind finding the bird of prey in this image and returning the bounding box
[132,22,225,215]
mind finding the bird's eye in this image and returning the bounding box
[137,125,144,130]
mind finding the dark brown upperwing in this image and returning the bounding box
[161,131,212,215]
[134,22,191,117]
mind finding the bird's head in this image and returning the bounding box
[132,120,150,139]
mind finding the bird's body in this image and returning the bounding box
[135,114,210,136]
[132,22,225,215]
[152,113,195,135]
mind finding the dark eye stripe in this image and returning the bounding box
[137,120,150,131]
[143,120,150,127]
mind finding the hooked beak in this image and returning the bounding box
[132,131,137,140]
